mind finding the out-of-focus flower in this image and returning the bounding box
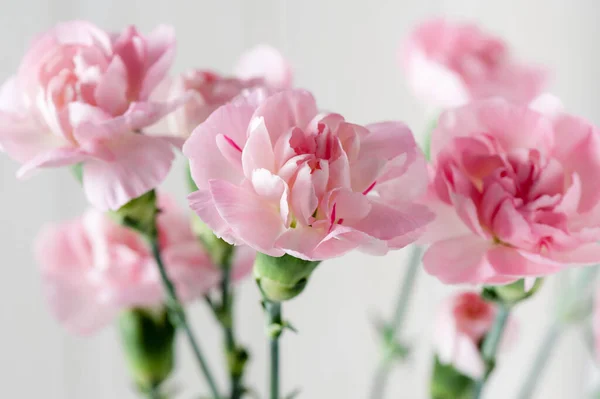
[402,18,547,108]
[168,45,292,138]
[434,291,498,378]
[422,98,600,284]
[35,196,254,335]
[184,88,433,261]
[0,21,186,210]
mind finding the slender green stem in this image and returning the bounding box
[516,265,599,399]
[369,245,423,399]
[265,300,282,399]
[516,324,561,399]
[221,261,245,399]
[474,304,511,399]
[150,240,221,399]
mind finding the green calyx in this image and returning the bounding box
[254,253,320,302]
[482,278,544,306]
[109,190,159,238]
[118,308,176,394]
[430,356,476,399]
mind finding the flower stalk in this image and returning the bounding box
[265,299,283,399]
[370,245,423,399]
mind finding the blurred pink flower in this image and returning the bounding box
[168,45,292,138]
[0,21,185,210]
[184,88,433,260]
[402,18,547,108]
[422,98,600,284]
[35,196,255,335]
[434,291,498,378]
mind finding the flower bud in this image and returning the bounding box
[109,190,158,238]
[482,278,543,306]
[254,253,320,302]
[118,308,176,393]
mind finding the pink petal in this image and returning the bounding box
[82,135,175,210]
[187,190,243,246]
[252,89,318,143]
[486,246,561,276]
[209,179,285,256]
[423,235,496,284]
[350,200,430,241]
[17,146,88,179]
[183,99,254,189]
[242,117,275,176]
[234,45,293,88]
[251,169,290,224]
[140,25,176,100]
[289,163,318,226]
[94,56,129,115]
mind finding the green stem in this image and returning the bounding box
[150,240,221,399]
[221,262,245,399]
[147,385,161,399]
[370,245,423,399]
[516,324,561,399]
[265,300,282,399]
[473,304,511,399]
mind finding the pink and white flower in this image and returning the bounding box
[402,18,547,108]
[184,88,433,261]
[422,98,600,284]
[168,45,292,138]
[434,291,499,378]
[0,21,185,210]
[35,196,255,335]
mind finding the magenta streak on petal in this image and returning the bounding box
[223,135,242,152]
[337,218,344,225]
[363,181,376,195]
[329,203,337,233]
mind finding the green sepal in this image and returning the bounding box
[109,190,158,238]
[421,118,438,161]
[118,308,176,394]
[430,356,476,399]
[254,253,320,302]
[71,163,84,183]
[482,278,543,306]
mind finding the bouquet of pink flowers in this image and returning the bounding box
[2,17,600,399]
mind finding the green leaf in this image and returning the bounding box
[430,357,476,399]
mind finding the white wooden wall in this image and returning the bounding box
[1,1,598,398]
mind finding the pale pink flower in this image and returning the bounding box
[422,98,600,284]
[434,291,497,378]
[168,45,292,138]
[35,196,255,335]
[402,18,547,108]
[0,21,185,210]
[184,89,433,261]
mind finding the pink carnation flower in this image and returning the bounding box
[423,98,600,284]
[168,45,292,138]
[434,291,502,378]
[0,21,186,210]
[402,18,547,108]
[35,196,254,335]
[184,89,433,261]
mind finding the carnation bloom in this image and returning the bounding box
[402,18,547,108]
[35,197,254,335]
[168,45,292,138]
[184,88,433,261]
[434,291,498,378]
[422,98,600,284]
[0,21,185,210]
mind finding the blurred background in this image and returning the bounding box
[1,0,599,398]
